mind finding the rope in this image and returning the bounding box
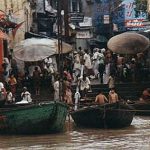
[103,104,107,128]
[68,102,150,113]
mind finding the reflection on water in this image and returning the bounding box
[0,116,150,150]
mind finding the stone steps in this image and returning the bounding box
[15,82,150,102]
[72,82,150,101]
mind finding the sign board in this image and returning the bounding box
[76,30,93,39]
[103,15,110,24]
[79,17,92,27]
[69,13,84,23]
[125,19,144,28]
[112,0,147,31]
[124,0,147,20]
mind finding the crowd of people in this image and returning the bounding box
[72,47,149,83]
[0,46,149,105]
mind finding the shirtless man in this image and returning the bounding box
[139,88,150,102]
[108,88,119,103]
[95,90,108,105]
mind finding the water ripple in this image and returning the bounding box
[0,116,150,150]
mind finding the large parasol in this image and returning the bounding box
[14,38,72,62]
[52,38,72,54]
[107,32,149,54]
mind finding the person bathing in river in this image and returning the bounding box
[139,88,150,102]
[95,90,108,105]
[108,88,119,104]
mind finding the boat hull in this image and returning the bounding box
[0,101,68,134]
[129,101,150,116]
[71,103,134,128]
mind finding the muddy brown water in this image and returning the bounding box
[0,116,150,150]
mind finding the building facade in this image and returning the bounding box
[148,0,150,13]
[0,0,32,71]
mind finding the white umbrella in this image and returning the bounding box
[14,38,72,62]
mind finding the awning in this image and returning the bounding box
[25,32,49,39]
[0,18,17,29]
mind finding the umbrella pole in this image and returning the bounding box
[57,0,64,101]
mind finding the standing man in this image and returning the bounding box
[107,74,115,90]
[83,49,92,76]
[53,77,60,101]
[92,48,101,79]
[73,51,81,82]
[33,67,41,95]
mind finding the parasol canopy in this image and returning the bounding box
[52,39,72,54]
[107,32,149,54]
[14,38,72,62]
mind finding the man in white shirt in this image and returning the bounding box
[16,87,32,104]
[83,50,92,70]
[53,79,60,101]
[79,74,91,99]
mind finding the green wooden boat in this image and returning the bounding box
[0,101,68,134]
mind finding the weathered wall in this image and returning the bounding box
[0,0,32,72]
[0,0,32,47]
[81,0,93,17]
[148,0,150,13]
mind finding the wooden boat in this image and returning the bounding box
[128,100,150,116]
[70,102,134,128]
[0,93,6,107]
[0,101,68,134]
[0,99,5,107]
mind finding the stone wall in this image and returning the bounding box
[0,0,32,48]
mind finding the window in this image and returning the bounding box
[70,0,82,13]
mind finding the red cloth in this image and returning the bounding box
[12,21,25,38]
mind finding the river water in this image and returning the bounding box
[0,116,150,150]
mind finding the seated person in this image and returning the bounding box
[16,87,32,104]
[139,88,150,102]
[108,88,119,104]
[6,89,13,104]
[95,90,108,105]
[0,82,6,101]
